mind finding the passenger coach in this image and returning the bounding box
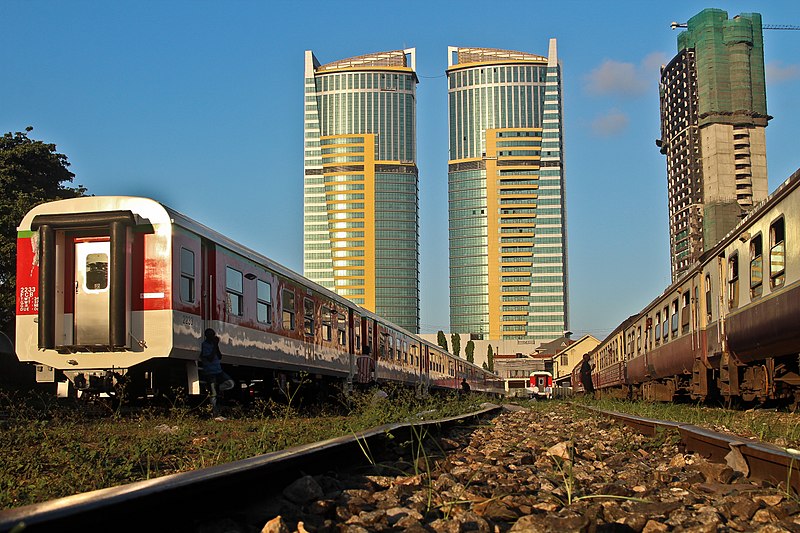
[573,167,800,405]
[16,197,504,399]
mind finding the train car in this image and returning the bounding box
[588,316,635,397]
[527,371,553,399]
[15,196,504,400]
[588,167,800,405]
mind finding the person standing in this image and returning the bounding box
[199,328,234,417]
[580,352,595,395]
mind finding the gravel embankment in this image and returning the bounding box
[209,403,800,532]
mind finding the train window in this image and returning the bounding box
[403,341,408,364]
[282,289,295,330]
[257,280,272,324]
[681,292,690,333]
[388,336,395,360]
[322,307,332,341]
[770,218,785,288]
[671,299,678,335]
[655,312,661,342]
[226,267,243,316]
[303,298,315,337]
[337,319,347,346]
[728,253,739,309]
[353,319,361,350]
[636,326,641,353]
[705,274,712,320]
[180,248,195,303]
[750,233,763,298]
[85,252,109,291]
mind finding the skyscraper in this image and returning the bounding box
[658,9,770,281]
[303,50,420,332]
[446,41,569,343]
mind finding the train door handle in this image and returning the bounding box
[75,281,79,294]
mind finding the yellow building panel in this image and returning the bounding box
[499,185,538,192]
[321,133,377,312]
[318,65,414,75]
[447,60,545,73]
[491,127,543,134]
[363,135,376,312]
[485,133,500,339]
[448,157,484,165]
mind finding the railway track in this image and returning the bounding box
[0,404,501,533]
[580,404,800,495]
[4,401,800,532]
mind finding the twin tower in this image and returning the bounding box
[302,43,569,342]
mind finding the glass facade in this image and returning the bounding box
[304,50,420,332]
[447,44,569,343]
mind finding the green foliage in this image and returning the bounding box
[487,344,494,371]
[436,330,448,352]
[451,333,461,358]
[465,340,475,364]
[0,128,86,337]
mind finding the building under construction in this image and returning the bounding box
[657,8,771,281]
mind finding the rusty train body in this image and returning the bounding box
[15,197,504,399]
[573,168,800,404]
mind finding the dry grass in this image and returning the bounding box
[0,387,492,510]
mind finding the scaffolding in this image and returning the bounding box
[677,9,769,128]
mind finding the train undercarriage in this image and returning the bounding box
[603,352,800,408]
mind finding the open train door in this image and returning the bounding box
[355,315,375,384]
[32,211,137,352]
[73,238,111,345]
[420,344,431,394]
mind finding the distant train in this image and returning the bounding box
[527,371,553,399]
[15,197,504,400]
[573,167,800,405]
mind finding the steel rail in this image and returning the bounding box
[580,405,800,493]
[0,403,502,533]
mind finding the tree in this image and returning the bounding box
[436,330,448,352]
[451,333,461,358]
[465,340,475,364]
[482,362,488,370]
[487,344,495,372]
[0,128,86,337]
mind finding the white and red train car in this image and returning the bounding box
[527,371,553,399]
[15,197,504,399]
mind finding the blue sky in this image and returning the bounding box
[2,1,799,339]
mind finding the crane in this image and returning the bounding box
[671,21,800,30]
